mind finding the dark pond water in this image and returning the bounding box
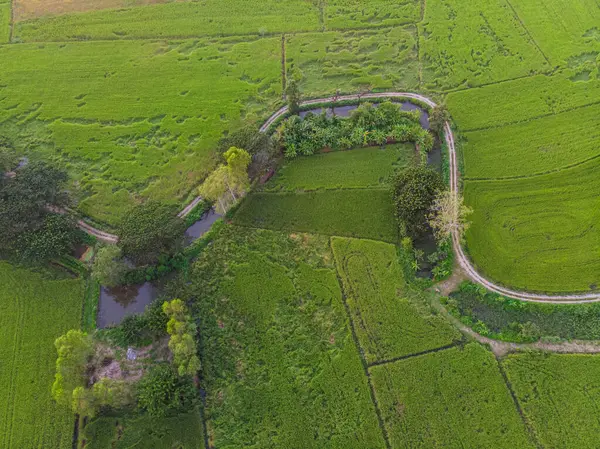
[299,102,430,129]
[97,282,158,328]
[185,209,222,243]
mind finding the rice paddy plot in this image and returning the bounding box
[370,343,536,449]
[509,0,600,67]
[286,27,420,96]
[503,352,600,449]
[263,144,417,192]
[0,3,9,43]
[0,37,281,225]
[462,102,600,179]
[325,0,420,30]
[14,0,321,42]
[192,226,385,448]
[332,237,460,364]
[0,262,84,449]
[464,158,600,293]
[233,189,398,243]
[447,73,600,131]
[419,0,550,90]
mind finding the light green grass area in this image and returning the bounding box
[82,410,204,449]
[0,38,281,225]
[371,343,535,449]
[0,3,9,43]
[192,226,385,448]
[331,237,460,364]
[14,0,321,42]
[510,0,600,67]
[503,352,600,449]
[419,0,549,90]
[462,102,600,179]
[0,262,84,449]
[446,73,600,131]
[325,0,420,30]
[287,27,420,95]
[233,189,398,243]
[263,144,417,192]
[464,158,600,293]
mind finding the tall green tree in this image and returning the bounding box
[429,104,451,134]
[92,245,128,287]
[118,201,186,265]
[163,299,201,377]
[52,330,94,407]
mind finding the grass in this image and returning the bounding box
[448,282,600,342]
[233,189,398,243]
[14,0,321,41]
[262,144,417,192]
[331,237,461,364]
[370,343,536,448]
[419,0,549,90]
[464,157,600,293]
[462,102,600,179]
[0,37,281,225]
[287,27,420,95]
[503,352,600,449]
[325,0,420,30]
[509,0,600,66]
[189,226,385,448]
[0,3,9,43]
[82,409,204,449]
[0,262,84,449]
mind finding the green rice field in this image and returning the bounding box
[0,262,84,449]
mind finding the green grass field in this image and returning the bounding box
[263,144,417,192]
[371,343,535,448]
[0,3,9,43]
[190,226,385,448]
[332,237,460,364]
[503,352,600,449]
[0,262,84,449]
[83,410,204,449]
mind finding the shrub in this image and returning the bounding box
[163,299,201,377]
[137,364,197,418]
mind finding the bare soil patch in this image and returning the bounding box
[13,0,184,21]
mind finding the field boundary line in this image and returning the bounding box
[504,0,552,68]
[330,237,392,449]
[367,342,460,368]
[464,152,600,182]
[496,360,545,449]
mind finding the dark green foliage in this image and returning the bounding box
[446,282,600,342]
[118,201,186,265]
[280,101,431,157]
[16,213,78,263]
[137,364,197,418]
[110,299,169,347]
[217,125,277,175]
[429,104,451,134]
[392,165,444,239]
[285,78,301,115]
[0,136,16,172]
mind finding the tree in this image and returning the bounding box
[52,330,94,406]
[285,78,301,115]
[393,166,445,239]
[92,245,128,287]
[0,137,16,173]
[428,190,473,242]
[137,364,197,418]
[224,146,251,194]
[429,104,451,134]
[16,213,78,263]
[118,201,186,265]
[163,299,201,377]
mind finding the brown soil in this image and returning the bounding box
[13,0,184,22]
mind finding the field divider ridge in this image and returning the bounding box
[367,342,461,368]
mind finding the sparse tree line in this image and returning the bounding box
[53,299,200,419]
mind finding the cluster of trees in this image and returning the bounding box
[199,146,251,214]
[163,299,201,377]
[280,101,433,158]
[0,154,82,264]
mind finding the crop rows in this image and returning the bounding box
[332,237,460,364]
[370,343,536,448]
[503,352,600,448]
[464,157,600,293]
[0,262,84,449]
[419,0,549,90]
[462,102,600,179]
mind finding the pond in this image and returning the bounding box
[97,282,158,329]
[299,101,430,129]
[185,209,222,244]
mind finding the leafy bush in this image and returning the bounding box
[137,364,197,418]
[163,299,201,377]
[52,330,94,407]
[92,245,128,287]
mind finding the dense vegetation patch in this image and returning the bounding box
[332,237,460,364]
[371,343,536,448]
